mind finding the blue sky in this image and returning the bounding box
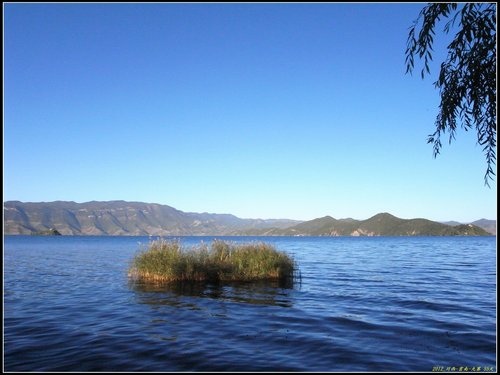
[3,3,496,222]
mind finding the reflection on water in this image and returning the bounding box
[5,236,496,372]
[129,279,296,308]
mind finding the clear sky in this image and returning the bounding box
[3,3,497,222]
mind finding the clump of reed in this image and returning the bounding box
[128,239,296,283]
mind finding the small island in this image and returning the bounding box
[31,228,62,236]
[128,239,296,283]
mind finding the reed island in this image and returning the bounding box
[128,239,296,283]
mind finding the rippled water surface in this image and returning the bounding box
[4,236,497,371]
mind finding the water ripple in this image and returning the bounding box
[4,236,496,371]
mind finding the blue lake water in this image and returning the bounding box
[3,235,497,372]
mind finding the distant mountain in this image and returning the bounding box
[441,221,462,227]
[241,212,493,237]
[441,219,496,235]
[3,201,300,236]
[3,201,493,236]
[470,219,496,235]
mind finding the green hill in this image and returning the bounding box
[248,212,492,236]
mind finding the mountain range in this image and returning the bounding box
[3,201,300,236]
[3,200,495,236]
[255,214,495,236]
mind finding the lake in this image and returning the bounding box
[3,235,496,372]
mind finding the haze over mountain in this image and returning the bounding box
[3,201,495,236]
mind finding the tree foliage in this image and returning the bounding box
[405,3,496,185]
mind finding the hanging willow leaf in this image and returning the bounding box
[405,3,496,186]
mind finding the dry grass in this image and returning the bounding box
[128,239,296,283]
